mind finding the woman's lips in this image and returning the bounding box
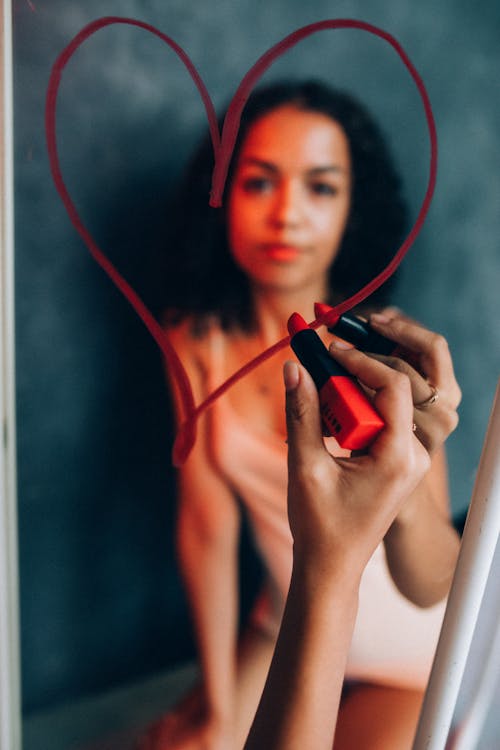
[260,243,302,261]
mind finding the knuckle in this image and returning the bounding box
[403,446,431,483]
[452,383,462,408]
[383,440,430,486]
[285,395,308,423]
[297,458,327,489]
[429,333,449,358]
[380,306,400,318]
[415,446,432,476]
[390,369,411,395]
[381,447,409,482]
[431,405,459,437]
[384,356,407,374]
[443,409,459,434]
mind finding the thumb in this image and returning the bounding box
[284,361,326,466]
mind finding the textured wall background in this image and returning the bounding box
[14,0,500,713]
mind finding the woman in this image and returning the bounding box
[147,80,461,749]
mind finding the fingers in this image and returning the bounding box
[327,342,415,442]
[330,342,430,496]
[369,313,461,408]
[283,361,327,467]
[368,313,461,453]
[366,351,435,406]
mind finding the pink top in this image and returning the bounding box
[205,324,446,689]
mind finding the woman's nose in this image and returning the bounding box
[270,181,303,228]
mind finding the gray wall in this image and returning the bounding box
[14,0,500,714]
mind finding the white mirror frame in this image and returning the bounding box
[0,5,497,749]
[413,379,500,748]
[0,1,21,749]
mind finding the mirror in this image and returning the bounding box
[6,1,500,748]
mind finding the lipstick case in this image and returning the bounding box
[288,316,384,451]
[327,312,421,371]
[328,313,396,354]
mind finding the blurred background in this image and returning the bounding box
[13,0,500,746]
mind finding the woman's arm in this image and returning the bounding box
[246,561,359,750]
[246,346,432,749]
[368,312,462,607]
[177,445,241,735]
[166,322,241,747]
[383,447,460,606]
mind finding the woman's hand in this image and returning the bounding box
[367,310,461,455]
[284,344,431,576]
[358,310,461,605]
[246,352,432,750]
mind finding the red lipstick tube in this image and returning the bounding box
[288,312,384,451]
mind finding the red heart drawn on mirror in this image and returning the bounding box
[45,17,437,465]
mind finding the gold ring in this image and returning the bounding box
[414,384,439,410]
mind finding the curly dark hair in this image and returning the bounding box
[162,80,409,331]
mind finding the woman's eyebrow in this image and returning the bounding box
[308,165,347,176]
[239,157,347,175]
[239,157,279,172]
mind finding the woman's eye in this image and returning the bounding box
[310,182,339,196]
[241,176,272,193]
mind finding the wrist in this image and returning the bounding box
[284,561,360,664]
[209,708,232,731]
[202,677,235,726]
[290,552,362,611]
[206,699,233,726]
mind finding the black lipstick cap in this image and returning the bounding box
[328,313,395,355]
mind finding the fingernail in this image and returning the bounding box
[370,313,391,324]
[283,360,300,391]
[383,306,401,315]
[330,338,353,350]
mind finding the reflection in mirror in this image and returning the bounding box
[11,1,500,749]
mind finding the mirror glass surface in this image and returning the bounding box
[13,1,500,747]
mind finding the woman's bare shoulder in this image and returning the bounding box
[162,312,222,375]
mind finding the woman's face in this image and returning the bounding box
[227,105,352,295]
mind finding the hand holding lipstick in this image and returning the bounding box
[246,351,431,750]
[283,348,432,571]
[312,303,461,456]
